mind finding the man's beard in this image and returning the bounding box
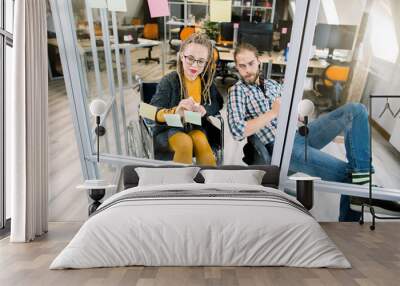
[242,69,260,85]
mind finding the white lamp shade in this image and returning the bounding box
[298,99,315,117]
[89,99,107,116]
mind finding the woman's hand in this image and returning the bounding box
[175,98,196,117]
[193,104,207,117]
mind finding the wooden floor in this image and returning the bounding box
[1,222,399,286]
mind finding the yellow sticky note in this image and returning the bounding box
[164,114,184,128]
[107,0,127,12]
[139,102,157,121]
[184,111,202,126]
[88,0,107,8]
[210,0,232,22]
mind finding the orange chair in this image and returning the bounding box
[179,26,196,41]
[94,22,102,37]
[138,23,160,64]
[316,64,350,111]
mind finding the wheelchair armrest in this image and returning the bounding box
[205,113,224,164]
[206,114,224,130]
[140,117,158,137]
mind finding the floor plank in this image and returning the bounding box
[1,222,400,286]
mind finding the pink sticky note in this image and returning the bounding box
[147,0,170,18]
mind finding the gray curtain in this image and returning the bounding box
[7,0,48,242]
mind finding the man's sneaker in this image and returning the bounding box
[351,172,370,184]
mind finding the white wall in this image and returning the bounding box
[317,0,365,25]
[125,0,144,22]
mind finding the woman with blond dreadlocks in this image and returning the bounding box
[150,33,223,165]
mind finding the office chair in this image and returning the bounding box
[214,23,239,84]
[315,64,350,113]
[214,48,238,84]
[138,23,160,64]
[138,80,224,165]
[168,26,196,68]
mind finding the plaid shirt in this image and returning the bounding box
[227,78,282,145]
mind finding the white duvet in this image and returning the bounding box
[50,183,351,269]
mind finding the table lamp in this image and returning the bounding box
[89,99,107,162]
[298,99,315,162]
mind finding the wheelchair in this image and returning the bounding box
[137,80,225,165]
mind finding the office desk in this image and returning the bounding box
[217,47,329,70]
[48,38,162,58]
[48,37,163,88]
[48,36,164,86]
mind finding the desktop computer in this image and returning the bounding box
[117,26,139,44]
[238,22,274,52]
[220,22,234,42]
[277,20,292,51]
[217,22,234,48]
[313,24,357,59]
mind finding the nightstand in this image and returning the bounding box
[288,175,321,210]
[77,180,116,215]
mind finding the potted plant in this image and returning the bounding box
[203,20,220,41]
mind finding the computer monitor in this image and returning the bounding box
[238,22,273,52]
[313,24,357,58]
[277,20,292,50]
[118,26,139,44]
[220,22,234,41]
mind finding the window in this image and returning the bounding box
[1,0,14,232]
[370,0,399,63]
[321,0,339,25]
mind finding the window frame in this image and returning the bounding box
[0,0,14,231]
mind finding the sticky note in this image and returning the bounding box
[107,0,127,12]
[147,0,170,18]
[210,0,232,22]
[164,114,184,128]
[88,0,107,8]
[184,111,202,126]
[139,102,157,121]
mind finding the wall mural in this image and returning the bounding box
[50,0,400,222]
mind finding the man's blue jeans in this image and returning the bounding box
[250,103,371,221]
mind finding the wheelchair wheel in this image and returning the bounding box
[127,121,144,157]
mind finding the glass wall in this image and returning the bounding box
[286,0,400,187]
[51,0,319,180]
[281,0,400,221]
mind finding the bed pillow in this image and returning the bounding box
[200,169,266,185]
[135,167,200,186]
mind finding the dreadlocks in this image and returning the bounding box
[176,32,216,105]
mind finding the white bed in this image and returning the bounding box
[50,182,351,269]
